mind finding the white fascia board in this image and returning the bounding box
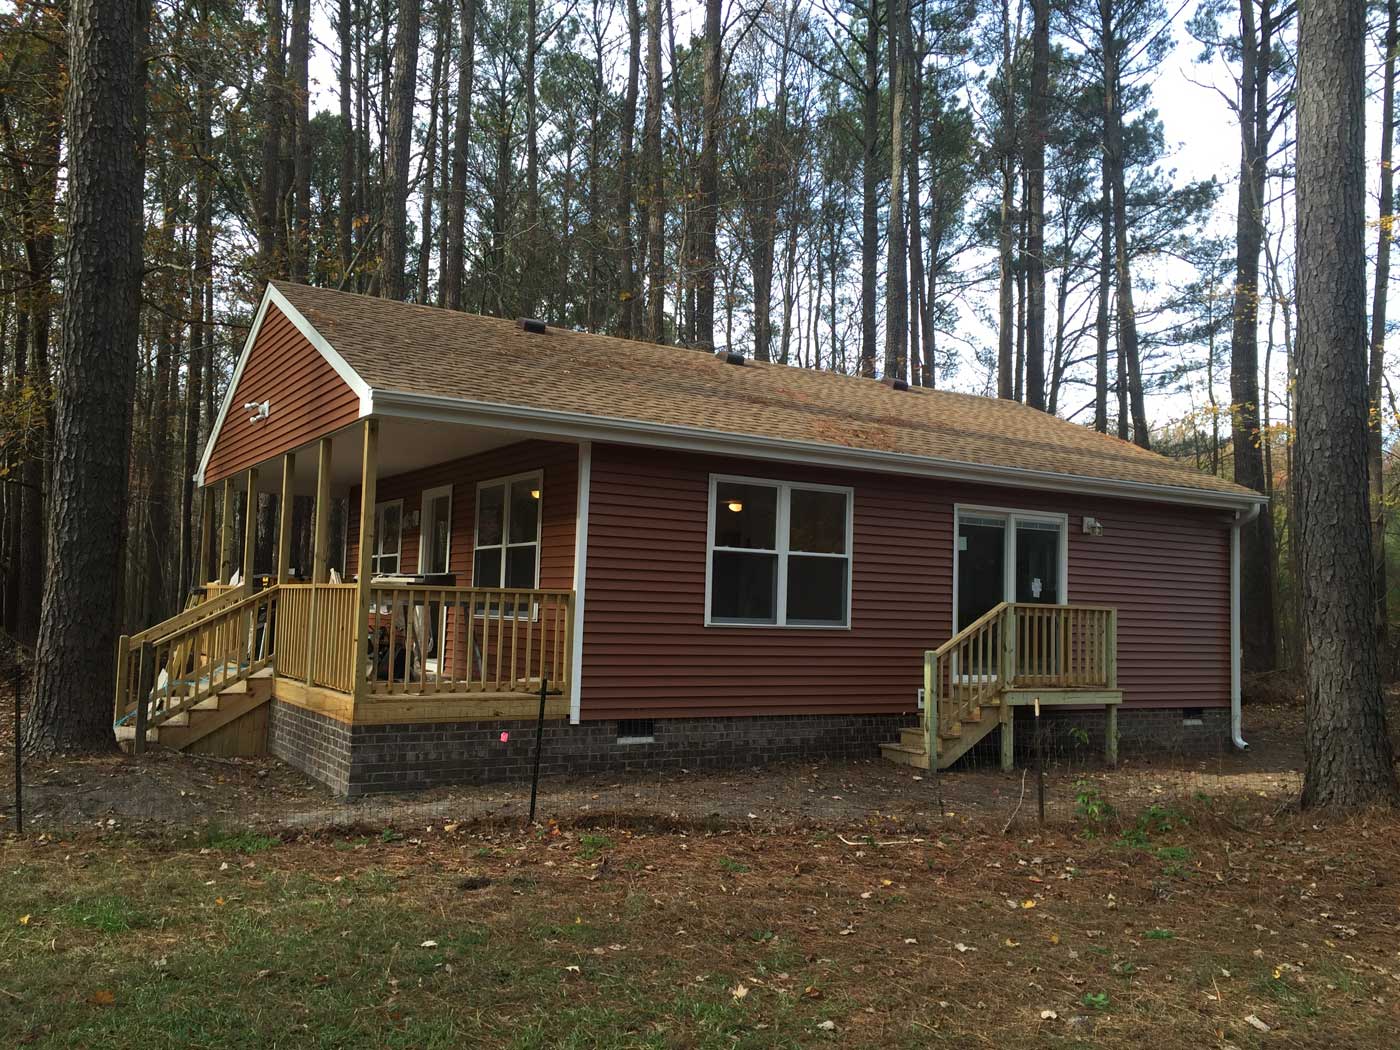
[367,388,1270,514]
[195,284,373,487]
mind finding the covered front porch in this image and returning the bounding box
[113,416,582,753]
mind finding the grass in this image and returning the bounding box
[2,799,1398,1048]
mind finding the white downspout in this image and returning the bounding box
[569,441,592,725]
[1230,503,1263,750]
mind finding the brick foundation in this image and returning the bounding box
[269,699,1230,796]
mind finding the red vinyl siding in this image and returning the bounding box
[347,440,578,589]
[205,305,361,484]
[579,444,1231,721]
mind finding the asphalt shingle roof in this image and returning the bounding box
[272,281,1259,503]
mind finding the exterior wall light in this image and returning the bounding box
[1082,516,1104,536]
[244,399,270,424]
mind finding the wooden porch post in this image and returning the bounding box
[218,477,235,583]
[277,452,296,584]
[197,486,214,588]
[311,437,333,583]
[242,466,260,587]
[350,420,379,710]
[1000,706,1015,773]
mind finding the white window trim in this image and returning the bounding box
[704,473,854,629]
[418,484,454,574]
[472,470,544,589]
[371,498,404,576]
[951,503,1069,632]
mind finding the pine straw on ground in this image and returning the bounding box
[3,796,1399,1049]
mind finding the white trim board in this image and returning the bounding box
[569,442,592,724]
[196,283,373,486]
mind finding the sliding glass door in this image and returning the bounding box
[955,508,1067,631]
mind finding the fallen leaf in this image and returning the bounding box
[89,990,116,1007]
[1040,1009,1058,1020]
[17,915,30,926]
[732,983,749,1000]
[420,940,438,949]
[1245,1014,1271,1033]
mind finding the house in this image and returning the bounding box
[113,281,1266,796]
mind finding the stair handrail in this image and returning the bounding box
[114,584,280,753]
[925,602,1013,761]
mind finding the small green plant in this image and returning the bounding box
[1073,781,1114,830]
[1067,726,1091,747]
[1144,928,1175,940]
[200,826,280,854]
[379,828,403,844]
[1081,991,1110,1011]
[578,834,614,859]
[718,857,749,875]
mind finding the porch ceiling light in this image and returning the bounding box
[530,488,541,499]
[726,500,743,513]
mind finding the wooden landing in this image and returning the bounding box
[880,688,1122,772]
[116,669,274,757]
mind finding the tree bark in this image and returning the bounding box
[380,0,422,300]
[337,0,356,284]
[1095,150,1110,433]
[1368,0,1397,643]
[1023,0,1049,410]
[1295,0,1400,809]
[417,3,449,305]
[883,0,908,380]
[996,0,1015,400]
[443,0,477,310]
[25,0,148,755]
[1232,0,1279,671]
[617,0,641,337]
[859,0,880,377]
[695,0,721,348]
[288,0,311,280]
[257,0,286,277]
[643,0,666,342]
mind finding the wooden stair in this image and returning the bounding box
[116,669,273,756]
[880,602,1123,773]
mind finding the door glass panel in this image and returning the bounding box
[957,517,1005,630]
[1015,521,1060,604]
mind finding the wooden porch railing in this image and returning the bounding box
[924,602,1117,760]
[274,582,359,693]
[114,584,279,752]
[363,585,574,698]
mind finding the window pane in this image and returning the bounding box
[509,478,541,543]
[378,502,402,559]
[1015,523,1061,604]
[477,484,504,546]
[787,555,847,624]
[713,482,778,550]
[789,488,847,554]
[473,547,502,587]
[710,550,777,622]
[424,494,451,574]
[374,553,399,576]
[505,544,538,588]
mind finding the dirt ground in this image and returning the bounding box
[0,688,1373,838]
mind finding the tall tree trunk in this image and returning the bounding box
[859,0,880,377]
[884,0,908,380]
[380,0,422,300]
[1232,0,1278,670]
[443,0,477,310]
[1102,5,1148,447]
[25,0,149,755]
[907,21,929,387]
[417,4,448,305]
[1023,0,1049,410]
[643,0,666,341]
[288,0,311,280]
[1095,153,1110,433]
[695,0,721,347]
[337,0,355,284]
[996,0,1015,399]
[1368,0,1397,642]
[258,0,286,277]
[521,0,541,317]
[1295,0,1400,809]
[618,0,641,336]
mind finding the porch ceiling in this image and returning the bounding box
[241,418,544,495]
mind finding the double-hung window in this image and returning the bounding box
[371,499,403,575]
[707,476,852,627]
[473,472,542,589]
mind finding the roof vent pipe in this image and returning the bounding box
[517,317,548,334]
[882,376,911,392]
[716,349,746,366]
